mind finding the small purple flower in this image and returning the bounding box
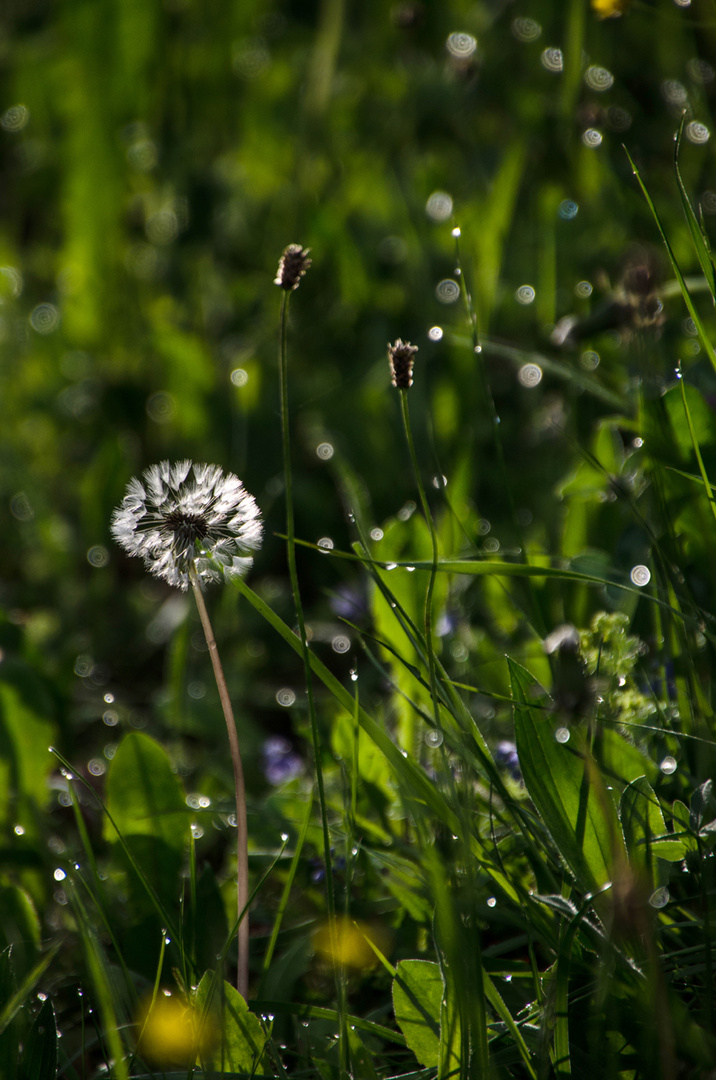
[436,611,459,637]
[329,583,367,622]
[262,735,302,786]
[495,740,522,782]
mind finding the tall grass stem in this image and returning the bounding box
[278,292,336,925]
[399,388,441,737]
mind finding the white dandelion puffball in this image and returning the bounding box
[111,460,263,590]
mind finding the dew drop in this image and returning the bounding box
[686,121,710,145]
[555,727,570,744]
[585,65,614,91]
[649,887,670,909]
[660,756,677,775]
[436,278,460,304]
[425,190,454,222]
[541,46,563,73]
[446,31,477,59]
[281,832,289,842]
[518,363,542,388]
[515,284,535,305]
[630,564,651,587]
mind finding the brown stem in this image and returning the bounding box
[190,568,249,999]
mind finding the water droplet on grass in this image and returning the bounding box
[630,565,651,587]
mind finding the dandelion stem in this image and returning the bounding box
[278,291,336,924]
[190,566,250,999]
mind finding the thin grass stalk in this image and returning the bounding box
[399,388,441,737]
[454,231,546,638]
[260,794,313,986]
[277,291,337,914]
[190,567,249,999]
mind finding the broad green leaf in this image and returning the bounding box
[510,657,623,893]
[672,800,697,856]
[0,886,40,980]
[104,732,188,850]
[196,973,268,1074]
[620,777,685,881]
[664,383,716,460]
[392,959,442,1068]
[22,997,57,1080]
[0,661,57,837]
[104,733,189,919]
[600,728,658,791]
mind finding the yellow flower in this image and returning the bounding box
[313,917,391,970]
[592,0,629,17]
[136,994,216,1067]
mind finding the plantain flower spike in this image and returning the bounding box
[274,244,312,291]
[388,339,418,390]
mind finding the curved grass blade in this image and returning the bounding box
[624,144,716,376]
[674,117,716,302]
[677,371,716,528]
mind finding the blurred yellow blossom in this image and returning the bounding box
[313,917,391,970]
[592,0,629,16]
[136,994,216,1067]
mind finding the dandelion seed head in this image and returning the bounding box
[111,461,262,591]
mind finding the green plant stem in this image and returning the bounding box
[278,292,336,925]
[190,567,249,1000]
[400,388,441,737]
[454,232,546,639]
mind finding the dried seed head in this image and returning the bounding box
[388,339,418,389]
[274,244,312,291]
